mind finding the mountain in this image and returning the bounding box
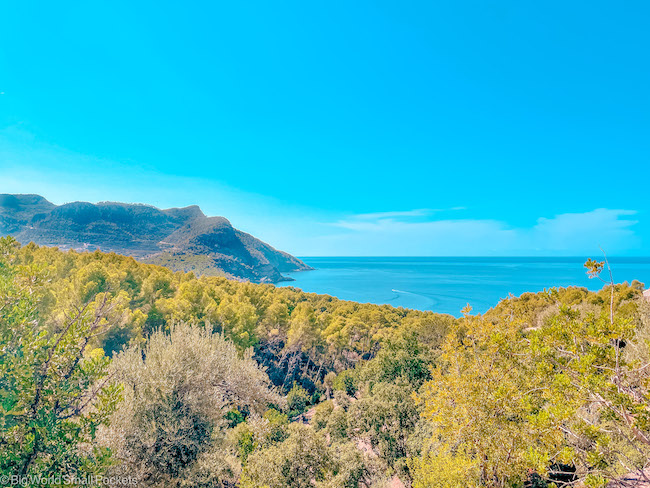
[0,194,311,283]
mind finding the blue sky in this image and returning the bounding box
[1,1,648,256]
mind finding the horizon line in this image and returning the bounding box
[295,255,650,259]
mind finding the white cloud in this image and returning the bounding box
[349,208,462,221]
[308,208,641,256]
[529,209,639,254]
[0,127,643,257]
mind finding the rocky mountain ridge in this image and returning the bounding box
[0,194,311,283]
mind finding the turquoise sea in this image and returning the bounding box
[278,257,650,316]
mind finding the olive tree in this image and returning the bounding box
[101,322,282,487]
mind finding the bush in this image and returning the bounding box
[225,408,246,428]
[263,408,290,443]
[333,369,357,396]
[312,400,335,430]
[287,382,310,416]
[241,424,331,488]
[230,422,256,464]
[0,237,122,480]
[334,390,351,411]
[100,323,281,486]
[326,408,349,442]
[323,371,337,399]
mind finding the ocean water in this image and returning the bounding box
[278,257,650,316]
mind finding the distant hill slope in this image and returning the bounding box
[0,194,311,283]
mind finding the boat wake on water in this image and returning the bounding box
[390,288,439,308]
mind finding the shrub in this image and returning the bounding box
[333,369,357,396]
[100,323,281,486]
[287,382,310,416]
[241,424,331,488]
[263,408,290,443]
[312,400,335,430]
[326,408,349,442]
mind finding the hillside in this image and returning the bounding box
[2,239,649,487]
[0,193,311,282]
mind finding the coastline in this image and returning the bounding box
[278,256,650,316]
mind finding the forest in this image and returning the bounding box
[1,236,650,488]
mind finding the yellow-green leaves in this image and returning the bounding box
[0,237,121,482]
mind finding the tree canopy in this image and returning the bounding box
[1,238,649,487]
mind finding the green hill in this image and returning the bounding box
[0,193,311,282]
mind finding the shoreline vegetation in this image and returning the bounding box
[280,256,650,317]
[2,236,650,487]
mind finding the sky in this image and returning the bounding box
[1,0,648,256]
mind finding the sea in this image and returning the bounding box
[278,257,650,317]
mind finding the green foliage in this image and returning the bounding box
[414,268,648,487]
[317,441,374,488]
[287,382,310,416]
[333,390,351,411]
[4,241,649,487]
[241,423,381,488]
[358,331,436,389]
[326,407,349,442]
[528,303,650,482]
[333,369,357,396]
[262,408,290,443]
[410,450,481,488]
[225,408,245,428]
[231,422,257,464]
[415,311,561,486]
[241,423,332,488]
[100,322,282,487]
[0,237,122,483]
[348,382,420,470]
[312,400,335,430]
[11,241,452,385]
[323,371,336,399]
